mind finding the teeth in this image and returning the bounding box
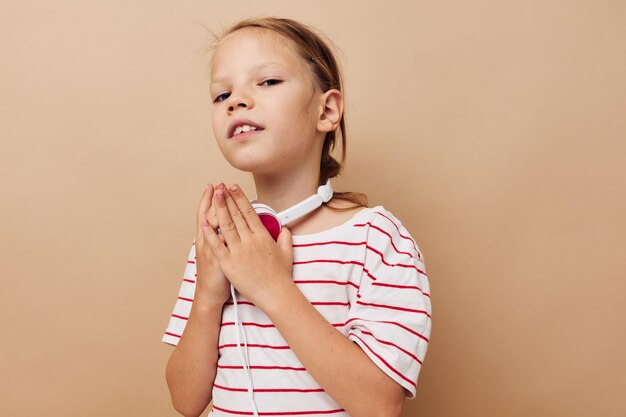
[233,124,258,136]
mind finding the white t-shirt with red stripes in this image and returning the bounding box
[162,205,432,416]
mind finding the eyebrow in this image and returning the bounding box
[211,61,286,85]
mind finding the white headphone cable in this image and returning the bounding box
[230,284,260,417]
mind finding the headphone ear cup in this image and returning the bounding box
[252,203,281,241]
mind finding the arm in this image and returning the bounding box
[165,184,232,417]
[262,282,407,417]
[165,295,223,417]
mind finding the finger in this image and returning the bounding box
[197,183,213,221]
[197,184,214,239]
[277,226,293,263]
[227,184,266,233]
[206,204,225,244]
[214,184,240,244]
[208,204,219,229]
[201,216,230,260]
[223,187,252,238]
[207,207,223,244]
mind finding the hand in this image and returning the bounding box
[194,183,231,306]
[201,184,294,311]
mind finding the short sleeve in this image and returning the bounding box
[346,210,432,398]
[161,239,197,346]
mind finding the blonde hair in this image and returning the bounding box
[208,17,367,209]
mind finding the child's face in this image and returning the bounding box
[210,28,324,176]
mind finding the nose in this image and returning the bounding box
[226,91,253,113]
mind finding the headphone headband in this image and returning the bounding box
[276,180,333,225]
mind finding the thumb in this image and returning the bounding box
[277,226,293,261]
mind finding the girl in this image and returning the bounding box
[162,17,431,417]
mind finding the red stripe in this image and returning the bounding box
[293,243,424,278]
[354,222,418,258]
[164,331,181,339]
[344,317,430,343]
[375,212,418,253]
[226,300,350,307]
[218,343,290,350]
[221,321,346,329]
[365,245,426,276]
[218,364,306,371]
[293,259,364,267]
[349,333,416,388]
[225,300,256,306]
[293,250,425,277]
[361,267,429,296]
[292,255,425,284]
[288,213,421,261]
[183,278,195,283]
[358,329,423,365]
[396,262,427,276]
[171,314,188,320]
[294,279,359,289]
[356,300,432,318]
[212,405,345,416]
[214,383,324,393]
[362,266,377,281]
[312,301,349,307]
[178,296,193,302]
[222,321,276,328]
[371,282,430,298]
[187,260,195,264]
[293,240,366,248]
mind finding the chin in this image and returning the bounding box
[223,153,284,175]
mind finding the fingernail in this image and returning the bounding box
[229,184,238,192]
[216,183,224,190]
[216,190,224,199]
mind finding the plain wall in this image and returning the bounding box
[1,1,625,416]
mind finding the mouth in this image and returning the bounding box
[229,130,261,142]
[228,120,265,139]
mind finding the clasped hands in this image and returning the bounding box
[198,183,294,310]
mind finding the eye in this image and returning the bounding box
[260,79,282,87]
[214,92,230,103]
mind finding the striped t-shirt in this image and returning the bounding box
[162,205,432,416]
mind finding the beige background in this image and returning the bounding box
[1,1,625,416]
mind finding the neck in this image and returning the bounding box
[252,170,322,213]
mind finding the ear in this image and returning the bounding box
[317,89,344,133]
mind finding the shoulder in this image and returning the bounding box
[361,206,423,261]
